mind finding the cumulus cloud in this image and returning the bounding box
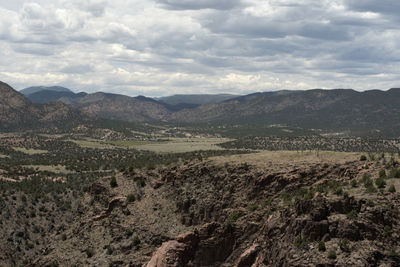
[155,0,242,10]
[0,0,399,96]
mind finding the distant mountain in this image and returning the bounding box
[20,86,73,96]
[10,82,400,136]
[170,88,400,136]
[0,82,87,130]
[19,88,172,122]
[27,90,88,104]
[69,92,171,122]
[158,94,240,106]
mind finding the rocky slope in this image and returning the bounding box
[6,153,397,266]
[15,83,400,136]
[171,89,400,133]
[70,93,171,122]
[0,81,87,130]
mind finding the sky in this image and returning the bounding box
[0,0,399,96]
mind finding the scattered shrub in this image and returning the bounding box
[248,204,258,212]
[361,174,373,187]
[132,235,141,247]
[85,248,94,258]
[136,179,146,188]
[127,193,136,203]
[384,225,392,237]
[106,245,114,255]
[346,210,358,220]
[390,168,400,178]
[294,236,309,249]
[339,238,350,252]
[334,187,343,196]
[350,180,358,188]
[110,177,117,188]
[228,211,239,223]
[318,241,326,251]
[369,153,375,161]
[375,177,386,189]
[360,155,367,161]
[327,249,337,259]
[388,185,396,193]
[366,185,377,194]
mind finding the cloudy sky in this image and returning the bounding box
[0,0,399,96]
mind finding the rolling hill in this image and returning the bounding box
[27,90,88,104]
[20,86,73,96]
[68,92,171,122]
[158,94,240,106]
[0,82,87,130]
[170,88,400,136]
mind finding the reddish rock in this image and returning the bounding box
[235,244,260,267]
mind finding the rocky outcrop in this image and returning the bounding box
[146,222,235,267]
[235,244,260,267]
[92,196,127,221]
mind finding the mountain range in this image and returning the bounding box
[1,82,400,136]
[0,82,87,130]
[20,86,72,96]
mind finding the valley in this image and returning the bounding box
[0,81,399,266]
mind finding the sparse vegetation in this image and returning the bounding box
[346,210,358,220]
[388,185,396,193]
[294,236,309,249]
[339,238,350,252]
[375,177,386,189]
[85,248,94,258]
[390,168,400,178]
[126,193,136,203]
[327,249,337,259]
[110,177,117,188]
[318,241,326,251]
[0,127,399,266]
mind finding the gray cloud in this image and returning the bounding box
[345,0,400,15]
[0,0,399,97]
[156,0,242,10]
[60,64,94,74]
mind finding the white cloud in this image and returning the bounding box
[0,0,399,97]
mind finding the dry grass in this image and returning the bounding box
[23,165,74,174]
[13,147,48,155]
[67,139,116,149]
[131,137,232,153]
[69,137,232,153]
[211,150,361,167]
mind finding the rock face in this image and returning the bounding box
[146,223,235,267]
[146,232,198,267]
[4,157,399,266]
[235,244,260,267]
[144,159,400,267]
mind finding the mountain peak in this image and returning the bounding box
[20,86,73,96]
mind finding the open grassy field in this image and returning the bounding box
[130,137,232,153]
[67,139,116,149]
[22,165,74,174]
[108,140,160,148]
[13,147,48,155]
[70,137,233,153]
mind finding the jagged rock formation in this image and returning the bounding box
[12,154,398,266]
